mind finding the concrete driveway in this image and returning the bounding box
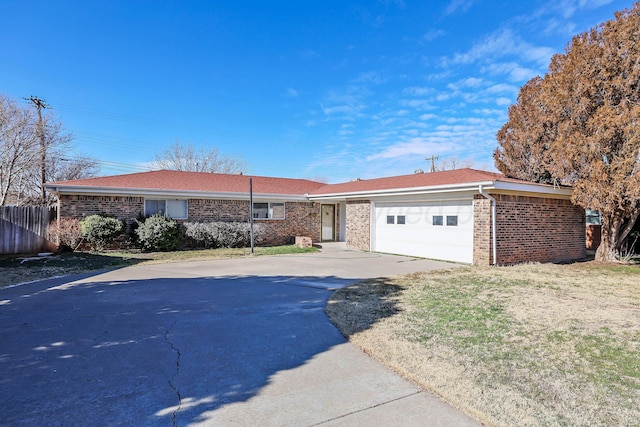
[0,245,479,426]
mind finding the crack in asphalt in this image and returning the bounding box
[163,320,182,427]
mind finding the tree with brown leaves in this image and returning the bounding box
[495,3,640,262]
[495,77,556,184]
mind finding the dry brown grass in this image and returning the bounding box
[0,245,318,288]
[326,262,640,427]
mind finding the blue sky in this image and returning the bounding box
[1,0,631,183]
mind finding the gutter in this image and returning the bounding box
[308,179,572,201]
[309,181,496,200]
[478,184,497,266]
[43,185,309,202]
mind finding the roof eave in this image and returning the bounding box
[308,181,498,200]
[308,179,573,200]
[492,180,573,196]
[44,185,309,201]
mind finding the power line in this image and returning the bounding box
[53,103,187,129]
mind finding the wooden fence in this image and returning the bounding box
[0,206,57,254]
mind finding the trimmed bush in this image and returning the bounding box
[135,214,180,251]
[81,214,124,250]
[184,221,265,248]
[47,218,84,251]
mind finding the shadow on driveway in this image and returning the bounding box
[0,271,391,426]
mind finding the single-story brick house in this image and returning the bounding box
[45,168,586,265]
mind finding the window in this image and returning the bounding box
[387,215,395,224]
[586,209,601,225]
[145,200,166,216]
[433,215,443,226]
[447,215,458,226]
[253,202,285,220]
[145,199,188,219]
[166,200,188,219]
[397,215,406,225]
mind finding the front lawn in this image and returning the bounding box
[0,245,318,289]
[326,262,640,426]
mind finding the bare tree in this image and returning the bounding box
[150,141,245,174]
[0,95,38,205]
[438,157,474,172]
[0,94,83,206]
[50,156,100,182]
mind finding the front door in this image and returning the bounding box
[321,204,335,241]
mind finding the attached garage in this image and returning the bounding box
[373,200,474,263]
[308,168,586,266]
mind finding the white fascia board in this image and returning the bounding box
[307,179,573,201]
[44,185,309,201]
[492,181,573,197]
[308,181,497,201]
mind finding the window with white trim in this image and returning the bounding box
[253,202,285,220]
[145,199,188,219]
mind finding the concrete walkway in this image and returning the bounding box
[0,246,479,426]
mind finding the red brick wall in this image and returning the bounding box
[188,199,248,222]
[473,194,586,265]
[346,200,370,251]
[58,194,321,246]
[473,197,493,265]
[251,201,321,245]
[59,194,144,221]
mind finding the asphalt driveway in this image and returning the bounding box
[0,245,479,426]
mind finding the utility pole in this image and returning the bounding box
[249,178,254,254]
[25,96,49,205]
[425,155,439,173]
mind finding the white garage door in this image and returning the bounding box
[374,200,473,263]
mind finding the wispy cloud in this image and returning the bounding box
[398,98,435,110]
[403,86,434,96]
[366,137,456,160]
[319,102,364,119]
[485,83,518,95]
[285,88,298,98]
[515,0,614,38]
[548,0,614,19]
[444,0,477,15]
[318,71,385,121]
[300,48,319,60]
[304,111,504,182]
[482,62,540,82]
[352,71,385,85]
[423,29,446,42]
[444,28,554,68]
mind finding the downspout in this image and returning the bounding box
[56,187,61,248]
[55,188,61,223]
[478,185,497,265]
[369,201,375,252]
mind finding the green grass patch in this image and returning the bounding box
[328,263,640,426]
[575,329,640,391]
